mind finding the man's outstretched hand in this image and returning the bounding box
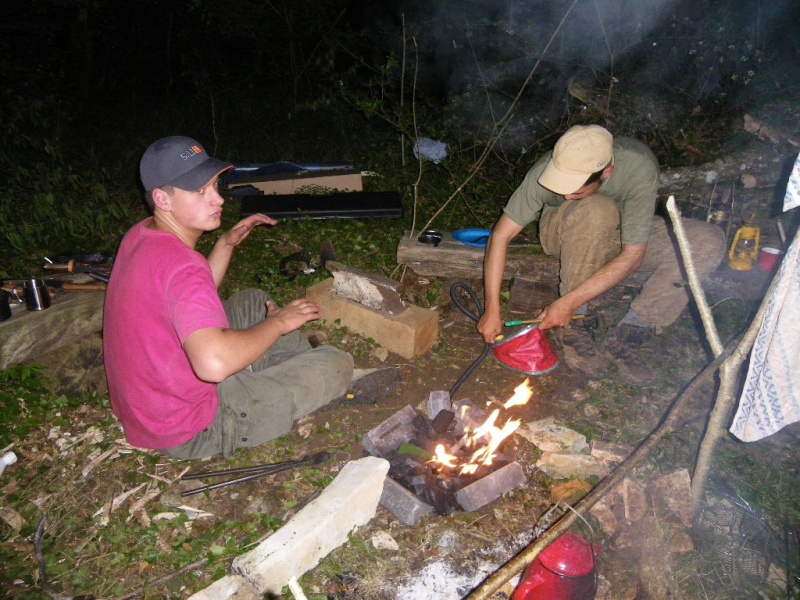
[266,298,322,335]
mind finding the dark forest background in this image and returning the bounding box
[2,0,799,270]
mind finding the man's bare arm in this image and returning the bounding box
[478,215,524,343]
[537,242,647,330]
[184,298,320,382]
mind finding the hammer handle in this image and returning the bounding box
[44,260,113,273]
[61,283,107,292]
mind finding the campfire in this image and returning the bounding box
[363,380,533,517]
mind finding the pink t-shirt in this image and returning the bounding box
[103,219,229,449]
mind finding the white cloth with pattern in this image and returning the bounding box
[730,153,800,442]
[785,153,800,212]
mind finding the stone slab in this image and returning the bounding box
[232,456,389,596]
[307,278,438,359]
[536,452,610,480]
[517,417,589,454]
[187,575,262,600]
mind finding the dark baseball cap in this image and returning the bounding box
[139,136,233,192]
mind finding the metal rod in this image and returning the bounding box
[180,452,328,496]
[181,452,326,481]
[503,315,585,327]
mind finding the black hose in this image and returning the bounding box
[448,282,493,400]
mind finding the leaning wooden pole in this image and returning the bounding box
[690,241,788,513]
[466,342,736,600]
[664,197,724,356]
[664,196,791,514]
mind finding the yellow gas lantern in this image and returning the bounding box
[728,225,761,271]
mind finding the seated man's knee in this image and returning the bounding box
[580,194,618,222]
[561,194,619,238]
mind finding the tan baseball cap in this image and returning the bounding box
[538,125,613,195]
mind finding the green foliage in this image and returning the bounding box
[0,365,53,447]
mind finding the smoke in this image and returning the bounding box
[396,0,800,151]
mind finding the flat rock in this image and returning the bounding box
[536,452,609,480]
[518,417,589,454]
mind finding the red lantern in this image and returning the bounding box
[513,532,600,600]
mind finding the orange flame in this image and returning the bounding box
[428,379,533,475]
[430,444,458,469]
[503,378,533,408]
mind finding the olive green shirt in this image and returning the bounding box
[503,137,659,245]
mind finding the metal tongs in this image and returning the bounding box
[179,451,329,497]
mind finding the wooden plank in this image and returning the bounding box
[396,230,558,281]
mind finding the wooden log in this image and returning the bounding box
[742,114,800,155]
[307,278,439,359]
[508,273,559,315]
[0,292,105,370]
[396,231,557,281]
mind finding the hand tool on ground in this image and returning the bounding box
[179,451,329,497]
[504,315,586,327]
[2,279,107,296]
[44,259,113,274]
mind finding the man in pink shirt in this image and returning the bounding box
[104,136,357,459]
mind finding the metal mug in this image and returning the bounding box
[24,279,51,311]
[0,290,11,322]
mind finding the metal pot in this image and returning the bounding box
[24,279,51,311]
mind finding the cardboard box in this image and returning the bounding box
[228,169,363,195]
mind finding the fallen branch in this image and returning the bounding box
[742,114,800,155]
[690,234,790,513]
[665,196,723,356]
[114,558,209,600]
[466,341,736,599]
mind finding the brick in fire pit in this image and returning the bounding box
[361,405,418,456]
[380,476,435,525]
[452,398,489,440]
[427,390,451,419]
[454,461,527,512]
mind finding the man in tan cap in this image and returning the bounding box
[478,125,725,384]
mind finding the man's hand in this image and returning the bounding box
[209,213,277,287]
[478,309,504,344]
[220,213,277,248]
[265,298,321,335]
[535,297,580,330]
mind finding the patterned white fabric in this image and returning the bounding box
[730,154,800,441]
[785,153,800,212]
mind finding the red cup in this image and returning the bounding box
[758,247,781,272]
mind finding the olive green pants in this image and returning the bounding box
[165,289,353,460]
[539,195,726,328]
